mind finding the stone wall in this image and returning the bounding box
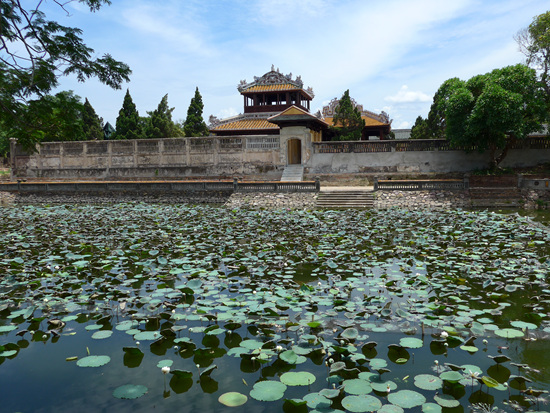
[11,136,283,180]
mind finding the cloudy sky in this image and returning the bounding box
[42,0,549,129]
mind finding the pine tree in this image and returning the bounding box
[82,98,104,140]
[113,89,142,140]
[332,90,365,141]
[145,94,177,139]
[183,87,209,137]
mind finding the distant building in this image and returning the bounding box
[209,66,392,141]
[392,129,412,140]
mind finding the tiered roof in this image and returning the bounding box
[237,65,314,99]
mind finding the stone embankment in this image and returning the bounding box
[2,189,550,210]
[224,193,317,209]
[374,190,470,210]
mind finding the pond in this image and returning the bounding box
[0,204,549,413]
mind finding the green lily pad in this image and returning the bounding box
[434,393,460,408]
[399,337,423,349]
[494,328,524,338]
[91,330,113,340]
[280,371,316,386]
[387,390,426,409]
[133,331,161,341]
[76,355,111,367]
[439,371,463,383]
[218,392,248,407]
[113,384,148,399]
[414,374,442,391]
[341,395,382,412]
[249,380,287,401]
[343,379,372,395]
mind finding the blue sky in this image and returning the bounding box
[43,0,549,129]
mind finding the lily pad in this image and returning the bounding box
[249,380,287,401]
[76,355,111,367]
[91,330,113,340]
[113,384,148,399]
[494,328,524,338]
[387,390,426,409]
[399,337,423,349]
[280,371,316,386]
[218,392,248,407]
[341,395,382,412]
[414,374,442,391]
[433,393,460,408]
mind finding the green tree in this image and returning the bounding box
[434,64,547,168]
[409,116,432,139]
[183,87,209,137]
[113,90,143,140]
[145,94,177,139]
[331,90,365,141]
[516,11,550,105]
[0,0,131,151]
[82,98,104,140]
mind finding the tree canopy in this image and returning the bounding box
[183,87,209,137]
[432,64,547,168]
[516,10,550,105]
[145,94,177,139]
[409,116,432,140]
[113,90,142,140]
[331,90,365,141]
[0,0,131,150]
[82,98,104,140]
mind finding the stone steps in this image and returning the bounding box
[280,165,304,182]
[316,191,375,208]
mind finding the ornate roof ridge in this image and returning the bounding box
[237,65,314,98]
[322,96,392,125]
[208,111,280,128]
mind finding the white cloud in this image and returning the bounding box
[385,86,431,103]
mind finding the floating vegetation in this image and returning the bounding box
[0,204,549,412]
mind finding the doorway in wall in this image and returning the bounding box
[287,139,301,165]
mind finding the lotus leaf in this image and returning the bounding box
[218,392,247,407]
[343,379,372,395]
[280,371,316,386]
[113,384,148,399]
[249,380,287,401]
[341,395,382,412]
[387,390,426,409]
[414,374,442,391]
[76,355,110,367]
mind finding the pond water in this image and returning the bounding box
[0,204,549,413]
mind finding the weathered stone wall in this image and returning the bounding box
[11,136,283,180]
[225,192,316,209]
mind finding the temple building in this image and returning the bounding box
[208,66,392,165]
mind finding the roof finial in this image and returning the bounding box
[271,64,275,71]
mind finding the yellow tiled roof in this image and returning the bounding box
[211,118,279,131]
[324,116,388,127]
[242,84,301,93]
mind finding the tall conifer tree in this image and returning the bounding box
[114,89,142,140]
[82,98,104,140]
[332,90,365,141]
[145,94,177,139]
[183,87,209,137]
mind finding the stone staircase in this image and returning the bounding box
[280,165,304,181]
[469,188,523,208]
[316,190,375,209]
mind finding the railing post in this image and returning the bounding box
[517,174,523,189]
[233,177,238,192]
[374,178,378,190]
[315,176,320,191]
[463,174,470,190]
